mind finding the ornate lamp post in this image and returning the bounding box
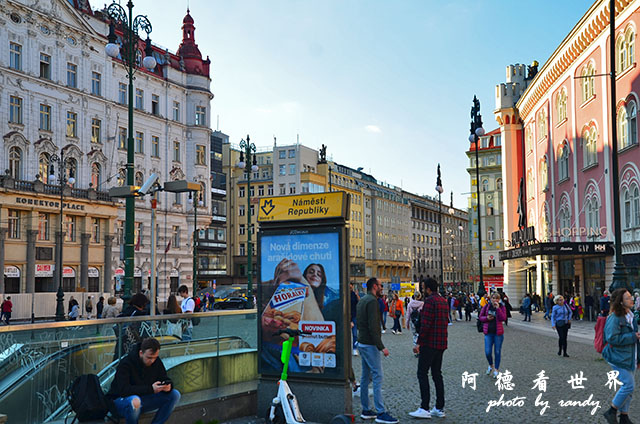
[436,164,445,294]
[469,96,486,297]
[49,149,75,321]
[104,1,156,299]
[238,136,258,305]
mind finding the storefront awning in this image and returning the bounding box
[499,242,614,261]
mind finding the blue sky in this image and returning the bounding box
[131,0,591,207]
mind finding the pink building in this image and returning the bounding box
[496,0,639,309]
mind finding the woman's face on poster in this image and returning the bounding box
[305,264,323,288]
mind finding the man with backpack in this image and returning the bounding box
[178,285,195,340]
[107,337,180,423]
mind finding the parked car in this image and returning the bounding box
[213,297,248,310]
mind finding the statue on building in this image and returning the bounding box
[319,144,327,163]
[527,60,539,80]
[517,177,527,229]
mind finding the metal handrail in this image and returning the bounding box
[0,308,257,333]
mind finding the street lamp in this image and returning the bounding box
[48,149,75,321]
[104,0,156,299]
[469,96,486,297]
[607,0,628,291]
[238,135,259,305]
[188,190,204,295]
[436,164,444,294]
[458,224,464,290]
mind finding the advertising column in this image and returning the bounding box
[256,191,350,423]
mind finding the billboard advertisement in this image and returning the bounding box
[258,228,344,380]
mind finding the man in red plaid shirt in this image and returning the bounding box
[409,278,448,419]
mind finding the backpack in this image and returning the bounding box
[66,374,117,423]
[594,315,607,354]
[191,298,201,326]
[410,308,421,333]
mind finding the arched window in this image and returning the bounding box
[496,178,503,190]
[539,157,548,191]
[135,171,144,187]
[556,89,567,122]
[91,162,101,188]
[487,227,495,241]
[66,158,77,186]
[559,143,569,181]
[582,63,595,102]
[482,179,489,192]
[618,106,629,149]
[8,146,22,180]
[586,197,600,233]
[559,206,572,242]
[629,101,638,146]
[537,109,547,140]
[634,185,640,227]
[627,28,635,68]
[583,128,597,167]
[618,36,627,73]
[540,207,549,241]
[624,189,632,228]
[39,152,50,183]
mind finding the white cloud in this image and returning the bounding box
[365,125,381,133]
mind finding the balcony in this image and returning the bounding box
[1,175,111,202]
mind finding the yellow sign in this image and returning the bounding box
[258,192,347,222]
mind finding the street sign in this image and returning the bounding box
[257,192,347,222]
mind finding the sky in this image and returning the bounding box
[129,0,592,208]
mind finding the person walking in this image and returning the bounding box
[456,293,463,321]
[602,288,640,424]
[522,293,532,322]
[601,290,611,317]
[356,278,398,424]
[406,293,424,346]
[378,291,387,334]
[409,278,448,419]
[102,297,119,319]
[69,299,80,321]
[96,296,105,319]
[178,285,195,341]
[85,296,94,319]
[544,293,554,320]
[464,294,474,322]
[1,297,13,325]
[585,293,595,321]
[390,293,404,335]
[551,295,572,357]
[479,292,507,378]
[351,283,360,356]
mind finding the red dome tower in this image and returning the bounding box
[176,9,210,77]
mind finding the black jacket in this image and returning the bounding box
[106,343,169,399]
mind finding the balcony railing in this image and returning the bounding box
[2,176,111,202]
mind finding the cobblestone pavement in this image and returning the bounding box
[226,313,639,424]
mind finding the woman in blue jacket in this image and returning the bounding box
[602,289,640,424]
[551,295,572,357]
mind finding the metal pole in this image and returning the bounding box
[246,140,253,304]
[438,193,444,293]
[123,1,135,300]
[150,194,156,315]
[193,191,198,294]
[55,152,65,321]
[474,145,484,295]
[609,0,628,291]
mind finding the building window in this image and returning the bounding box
[496,178,503,190]
[617,27,636,73]
[195,106,206,126]
[91,72,101,96]
[151,136,159,157]
[66,62,77,88]
[583,128,597,167]
[66,111,77,137]
[268,185,273,195]
[239,187,245,198]
[289,183,296,194]
[258,185,264,196]
[8,210,20,239]
[39,152,50,183]
[559,207,571,241]
[172,101,180,121]
[239,205,245,216]
[39,104,51,131]
[9,42,21,70]
[239,224,245,235]
[9,96,22,124]
[37,212,50,241]
[64,215,76,242]
[135,131,144,153]
[581,63,595,102]
[619,101,638,150]
[135,89,144,110]
[288,149,295,158]
[118,83,127,104]
[172,226,180,248]
[481,179,489,192]
[558,143,569,181]
[556,88,567,122]
[250,186,255,197]
[196,145,206,165]
[40,53,51,79]
[239,243,246,256]
[289,164,296,175]
[119,127,127,149]
[279,165,286,176]
[279,150,286,159]
[91,162,101,188]
[279,184,285,195]
[91,118,102,144]
[151,94,159,115]
[539,157,548,191]
[91,218,101,243]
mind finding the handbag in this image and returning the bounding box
[476,318,484,333]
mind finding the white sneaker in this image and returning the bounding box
[486,365,492,375]
[409,408,431,419]
[493,370,499,379]
[382,329,386,333]
[391,330,396,334]
[430,408,445,418]
[353,349,359,356]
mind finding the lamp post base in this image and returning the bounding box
[609,262,629,292]
[55,285,65,321]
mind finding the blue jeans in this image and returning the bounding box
[351,318,357,349]
[484,333,504,370]
[610,365,636,414]
[381,311,387,330]
[358,343,385,414]
[113,389,181,424]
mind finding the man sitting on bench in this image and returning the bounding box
[107,337,180,423]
